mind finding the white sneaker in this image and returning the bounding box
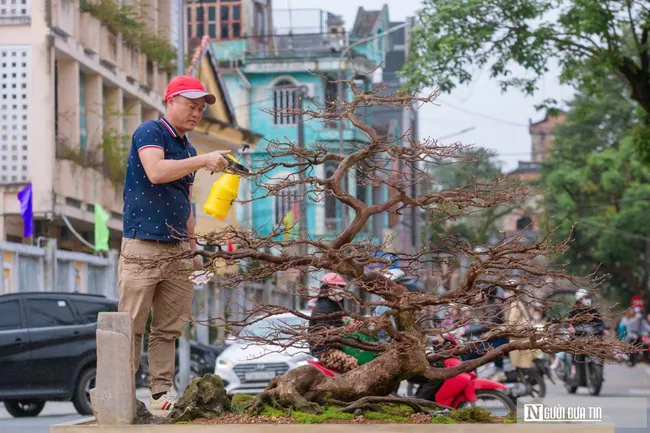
[150,393,176,411]
[490,371,507,382]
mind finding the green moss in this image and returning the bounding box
[175,421,191,425]
[449,407,493,423]
[431,416,457,424]
[231,394,255,414]
[291,406,355,424]
[363,411,408,422]
[378,403,414,417]
[260,406,286,418]
[504,417,517,424]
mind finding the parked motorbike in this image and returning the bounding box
[478,357,547,399]
[308,335,517,415]
[555,323,604,396]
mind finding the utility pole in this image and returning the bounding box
[176,0,191,395]
[296,85,309,310]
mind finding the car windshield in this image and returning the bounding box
[240,315,307,340]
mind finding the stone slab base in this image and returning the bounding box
[51,419,616,433]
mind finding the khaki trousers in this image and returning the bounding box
[117,238,194,395]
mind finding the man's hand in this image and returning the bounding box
[202,150,231,172]
[193,255,203,269]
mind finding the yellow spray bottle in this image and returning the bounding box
[203,150,250,221]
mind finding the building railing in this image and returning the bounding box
[211,31,350,63]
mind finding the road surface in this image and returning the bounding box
[1,364,648,432]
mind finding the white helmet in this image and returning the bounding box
[382,268,406,281]
[575,288,590,302]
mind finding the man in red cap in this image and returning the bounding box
[118,76,229,410]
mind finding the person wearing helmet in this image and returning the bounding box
[625,305,650,344]
[561,289,604,374]
[567,289,603,329]
[308,273,359,373]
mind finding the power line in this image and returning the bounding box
[436,99,531,128]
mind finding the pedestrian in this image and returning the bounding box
[118,76,230,411]
[503,283,535,371]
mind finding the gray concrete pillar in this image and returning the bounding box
[91,312,136,425]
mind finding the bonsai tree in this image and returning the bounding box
[146,76,631,415]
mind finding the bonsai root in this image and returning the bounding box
[338,396,453,414]
[246,374,322,416]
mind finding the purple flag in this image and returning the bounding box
[17,183,33,238]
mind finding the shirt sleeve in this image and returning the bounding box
[133,121,166,153]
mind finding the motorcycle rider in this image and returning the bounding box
[563,289,604,376]
[454,284,508,381]
[308,273,359,373]
[626,306,650,347]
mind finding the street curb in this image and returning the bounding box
[51,420,616,432]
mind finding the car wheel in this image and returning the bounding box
[4,400,46,418]
[73,367,96,416]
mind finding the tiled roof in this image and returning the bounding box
[351,7,381,38]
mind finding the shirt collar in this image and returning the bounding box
[160,117,181,139]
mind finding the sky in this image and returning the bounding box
[276,0,575,172]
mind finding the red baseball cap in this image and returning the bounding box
[164,75,216,105]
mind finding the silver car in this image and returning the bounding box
[214,312,313,395]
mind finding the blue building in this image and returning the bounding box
[196,2,417,263]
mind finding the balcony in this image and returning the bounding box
[99,25,119,68]
[155,67,169,96]
[54,159,123,217]
[313,128,370,143]
[122,43,141,82]
[51,0,77,37]
[79,12,100,54]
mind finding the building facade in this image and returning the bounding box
[0,1,256,296]
[208,4,403,248]
[0,0,178,251]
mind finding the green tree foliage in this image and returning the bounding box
[542,76,650,303]
[404,0,650,117]
[428,149,517,246]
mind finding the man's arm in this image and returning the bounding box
[139,148,229,184]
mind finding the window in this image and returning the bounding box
[186,7,191,21]
[356,163,369,203]
[255,4,265,36]
[26,299,76,328]
[0,301,21,331]
[197,23,205,37]
[273,80,297,125]
[73,300,116,324]
[187,24,192,38]
[275,186,299,226]
[207,5,217,39]
[196,6,204,22]
[325,164,337,220]
[79,72,87,151]
[218,1,242,40]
